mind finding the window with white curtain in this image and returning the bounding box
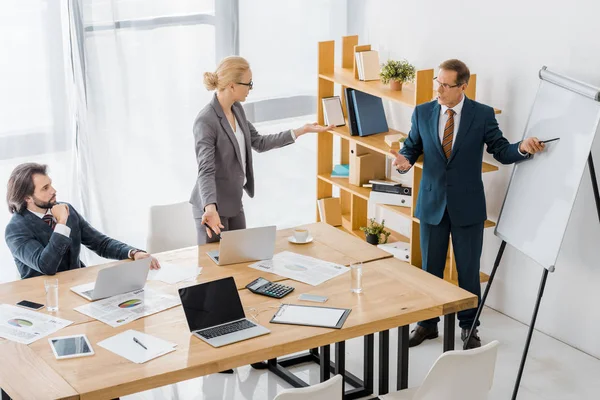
[0,0,349,282]
[239,0,347,121]
[0,1,73,283]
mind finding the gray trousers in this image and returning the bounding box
[192,206,247,245]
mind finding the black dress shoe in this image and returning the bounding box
[461,328,482,349]
[408,325,439,347]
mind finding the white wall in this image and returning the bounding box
[348,0,600,358]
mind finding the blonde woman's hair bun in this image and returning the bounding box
[203,72,219,90]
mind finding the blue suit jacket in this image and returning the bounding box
[5,203,134,279]
[400,97,527,227]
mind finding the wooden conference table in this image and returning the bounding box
[0,223,476,400]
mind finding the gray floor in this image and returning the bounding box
[124,307,600,400]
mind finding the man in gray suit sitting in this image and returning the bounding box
[5,163,160,279]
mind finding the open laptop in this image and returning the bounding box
[207,225,276,266]
[179,277,270,347]
[70,258,151,301]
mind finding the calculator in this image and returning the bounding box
[246,277,294,299]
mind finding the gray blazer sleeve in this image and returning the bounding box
[5,221,71,276]
[248,121,295,153]
[194,118,219,209]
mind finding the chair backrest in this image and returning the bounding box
[414,340,500,400]
[146,202,197,253]
[273,374,343,400]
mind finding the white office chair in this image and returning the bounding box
[146,201,197,253]
[381,340,500,400]
[273,374,343,400]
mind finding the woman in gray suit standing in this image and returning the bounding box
[190,56,332,244]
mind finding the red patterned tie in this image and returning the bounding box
[42,214,56,230]
[442,109,455,159]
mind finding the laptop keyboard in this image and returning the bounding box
[81,290,94,298]
[197,319,255,339]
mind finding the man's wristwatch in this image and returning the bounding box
[130,249,143,259]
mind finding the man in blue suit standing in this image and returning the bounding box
[389,60,545,349]
[5,163,160,279]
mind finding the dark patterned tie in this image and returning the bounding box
[42,214,56,230]
[442,109,456,160]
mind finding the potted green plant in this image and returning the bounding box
[360,218,391,245]
[379,59,416,91]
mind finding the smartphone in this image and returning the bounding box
[16,300,45,310]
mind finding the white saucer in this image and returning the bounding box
[288,235,314,244]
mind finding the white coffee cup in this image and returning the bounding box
[293,228,309,243]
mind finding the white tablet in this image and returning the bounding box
[49,334,95,360]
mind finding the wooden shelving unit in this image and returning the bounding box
[316,35,501,285]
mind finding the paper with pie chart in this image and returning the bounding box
[74,288,180,328]
[249,251,349,286]
[0,304,73,344]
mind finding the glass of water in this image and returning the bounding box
[350,263,363,294]
[44,278,59,312]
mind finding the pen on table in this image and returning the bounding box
[133,336,147,350]
[203,222,222,239]
[540,138,560,144]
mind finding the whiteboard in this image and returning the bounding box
[495,68,600,271]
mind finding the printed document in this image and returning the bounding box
[249,251,349,286]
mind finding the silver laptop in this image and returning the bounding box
[207,225,276,266]
[179,277,270,347]
[70,258,151,301]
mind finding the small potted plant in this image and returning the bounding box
[360,218,391,245]
[379,59,416,91]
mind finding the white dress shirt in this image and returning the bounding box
[31,210,70,237]
[227,115,296,185]
[438,95,465,150]
[439,95,526,156]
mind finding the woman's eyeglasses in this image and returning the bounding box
[237,80,253,90]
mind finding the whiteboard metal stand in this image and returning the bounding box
[461,67,600,400]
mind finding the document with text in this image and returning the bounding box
[0,304,73,344]
[249,251,349,286]
[74,288,180,328]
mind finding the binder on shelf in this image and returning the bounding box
[359,50,381,81]
[354,52,365,80]
[372,183,412,196]
[377,241,410,261]
[344,87,359,136]
[322,96,345,127]
[369,191,411,207]
[351,90,389,137]
[317,197,342,227]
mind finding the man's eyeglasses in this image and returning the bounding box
[237,80,253,90]
[433,77,461,90]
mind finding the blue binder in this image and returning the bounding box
[344,87,359,136]
[351,90,389,137]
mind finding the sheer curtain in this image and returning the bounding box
[74,0,217,259]
[0,1,75,282]
[76,0,347,255]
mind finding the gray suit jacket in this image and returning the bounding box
[190,94,295,217]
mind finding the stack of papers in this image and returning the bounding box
[249,251,349,286]
[98,329,177,364]
[148,262,201,284]
[0,304,73,344]
[74,288,180,327]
